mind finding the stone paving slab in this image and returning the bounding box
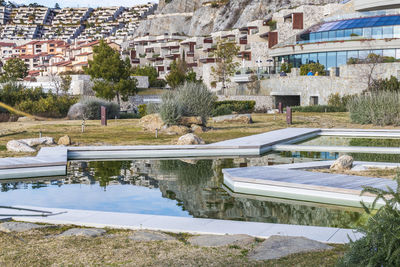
[10,206,362,244]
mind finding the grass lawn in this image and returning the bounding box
[0,112,396,158]
[0,226,348,266]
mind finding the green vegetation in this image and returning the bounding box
[138,104,147,118]
[300,62,326,76]
[159,160,214,186]
[369,75,400,92]
[339,175,400,266]
[2,58,28,81]
[85,40,137,105]
[166,59,199,88]
[132,65,167,88]
[78,98,120,120]
[292,105,347,113]
[280,62,292,73]
[348,91,400,126]
[212,100,256,116]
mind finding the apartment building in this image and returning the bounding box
[0,6,10,25]
[10,7,50,25]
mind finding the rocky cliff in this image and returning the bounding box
[135,0,343,37]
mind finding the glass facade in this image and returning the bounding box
[298,15,400,44]
[274,48,400,72]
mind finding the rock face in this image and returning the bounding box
[330,155,354,171]
[136,0,342,36]
[177,133,205,145]
[58,135,71,146]
[212,114,253,124]
[0,222,44,232]
[188,234,255,247]
[6,137,54,152]
[248,235,332,260]
[58,228,106,237]
[129,230,176,241]
[139,114,164,132]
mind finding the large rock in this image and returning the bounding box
[6,140,36,152]
[191,124,208,134]
[129,230,176,241]
[188,234,254,247]
[17,116,35,122]
[212,114,253,124]
[330,155,354,171]
[20,137,54,147]
[161,125,190,135]
[58,228,106,237]
[177,133,205,145]
[248,236,332,261]
[67,103,87,120]
[139,114,164,132]
[178,116,204,127]
[58,135,71,146]
[0,222,44,232]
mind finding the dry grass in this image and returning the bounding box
[313,168,399,179]
[0,226,347,267]
[0,112,393,158]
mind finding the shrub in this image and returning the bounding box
[212,100,256,116]
[348,91,400,126]
[280,62,292,73]
[291,105,347,113]
[159,94,183,125]
[338,174,400,266]
[138,104,147,118]
[300,63,326,76]
[147,102,160,114]
[119,112,140,119]
[211,104,233,116]
[78,98,120,120]
[0,83,46,107]
[327,93,354,111]
[369,76,400,92]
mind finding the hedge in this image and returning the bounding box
[212,100,256,116]
[291,105,347,113]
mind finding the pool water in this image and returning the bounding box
[0,155,367,228]
[298,136,400,147]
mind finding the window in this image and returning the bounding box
[359,50,370,60]
[317,52,327,67]
[347,50,359,61]
[301,54,309,65]
[315,32,322,42]
[394,25,400,38]
[336,30,344,39]
[383,49,396,58]
[363,27,372,38]
[344,29,352,39]
[309,33,316,42]
[328,30,336,41]
[337,51,347,66]
[294,54,302,68]
[372,27,383,39]
[321,31,329,41]
[309,53,318,64]
[327,52,337,69]
[383,26,393,38]
[310,96,319,106]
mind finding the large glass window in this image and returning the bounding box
[372,49,383,56]
[327,52,337,69]
[294,54,302,68]
[328,31,336,41]
[337,51,347,66]
[394,25,400,38]
[347,50,359,60]
[396,49,400,59]
[317,52,327,67]
[383,49,396,58]
[309,33,316,42]
[344,29,352,39]
[352,28,362,37]
[315,32,322,42]
[359,50,370,60]
[336,30,344,39]
[301,54,309,65]
[309,53,318,64]
[372,27,383,39]
[321,31,329,42]
[363,27,372,38]
[383,26,393,38]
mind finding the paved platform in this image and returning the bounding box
[223,165,396,208]
[9,206,363,244]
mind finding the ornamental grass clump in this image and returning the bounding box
[338,173,400,266]
[348,91,400,126]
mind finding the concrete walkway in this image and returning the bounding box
[8,206,363,244]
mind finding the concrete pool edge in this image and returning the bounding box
[7,205,363,244]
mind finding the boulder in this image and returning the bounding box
[0,222,44,232]
[6,140,36,153]
[248,236,332,261]
[129,230,176,242]
[139,114,164,132]
[58,228,106,237]
[330,155,354,171]
[212,114,252,124]
[162,125,190,135]
[67,103,87,120]
[191,124,207,134]
[177,133,205,145]
[188,234,254,247]
[178,116,204,126]
[17,116,35,122]
[20,137,54,147]
[58,135,71,146]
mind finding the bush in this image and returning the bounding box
[338,174,400,266]
[159,93,183,125]
[146,102,160,114]
[327,93,354,111]
[211,100,256,116]
[300,63,326,76]
[369,76,400,92]
[0,83,46,107]
[280,62,293,73]
[348,91,400,126]
[119,112,140,119]
[138,104,147,118]
[77,98,120,120]
[291,105,347,113]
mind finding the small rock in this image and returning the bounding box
[162,125,190,135]
[6,140,36,152]
[330,155,354,171]
[191,124,207,134]
[188,234,254,247]
[178,116,204,126]
[139,114,164,132]
[57,135,71,146]
[177,133,205,145]
[58,228,106,237]
[129,230,176,241]
[17,116,35,122]
[248,236,332,261]
[212,114,253,124]
[0,222,43,232]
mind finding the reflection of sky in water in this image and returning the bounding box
[0,183,190,217]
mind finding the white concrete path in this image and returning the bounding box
[8,206,363,244]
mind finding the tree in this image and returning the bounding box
[54,3,61,9]
[131,65,164,88]
[85,40,137,105]
[166,59,187,88]
[2,58,28,81]
[211,39,240,94]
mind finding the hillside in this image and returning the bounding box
[135,0,343,36]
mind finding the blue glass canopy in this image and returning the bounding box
[313,15,400,32]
